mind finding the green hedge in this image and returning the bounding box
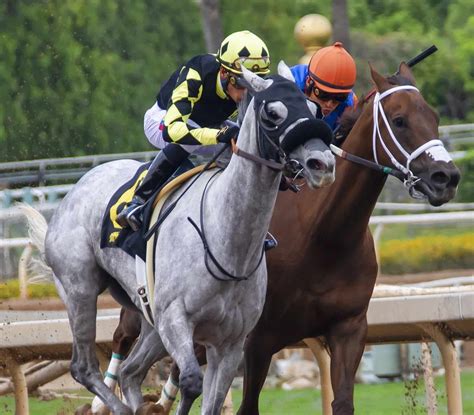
[0,279,58,299]
[379,233,474,274]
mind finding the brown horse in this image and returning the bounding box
[90,63,460,414]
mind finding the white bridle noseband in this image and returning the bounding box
[372,85,451,197]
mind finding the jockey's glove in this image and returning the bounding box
[216,125,240,144]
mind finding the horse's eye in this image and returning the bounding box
[267,110,279,120]
[392,116,405,128]
[260,102,287,130]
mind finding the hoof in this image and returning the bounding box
[135,402,166,415]
[142,393,159,403]
[94,406,111,415]
[75,403,93,415]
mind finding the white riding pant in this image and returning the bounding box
[143,102,220,156]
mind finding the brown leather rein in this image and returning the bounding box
[231,138,286,172]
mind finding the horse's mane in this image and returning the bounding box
[336,98,366,142]
[336,73,415,141]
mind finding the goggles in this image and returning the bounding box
[312,86,349,103]
[221,57,270,76]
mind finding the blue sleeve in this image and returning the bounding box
[290,64,308,93]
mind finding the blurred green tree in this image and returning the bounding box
[1,0,472,162]
[0,0,203,161]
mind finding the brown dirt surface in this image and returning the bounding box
[377,268,473,285]
[0,294,120,311]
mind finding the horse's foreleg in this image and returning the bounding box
[201,342,244,415]
[326,314,368,415]
[119,318,168,412]
[159,301,202,415]
[157,344,207,415]
[91,308,141,413]
[236,332,277,415]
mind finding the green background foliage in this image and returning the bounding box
[454,151,474,202]
[1,0,473,161]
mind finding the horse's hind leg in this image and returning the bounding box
[91,307,141,413]
[158,301,202,415]
[119,318,168,412]
[50,254,132,414]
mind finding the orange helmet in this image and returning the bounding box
[308,42,356,93]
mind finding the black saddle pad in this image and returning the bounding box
[100,159,195,260]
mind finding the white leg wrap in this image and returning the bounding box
[157,375,179,413]
[91,353,124,413]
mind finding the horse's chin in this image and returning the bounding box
[414,181,458,207]
[306,171,336,189]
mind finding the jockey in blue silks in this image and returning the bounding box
[290,42,357,132]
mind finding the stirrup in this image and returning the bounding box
[125,205,143,232]
[264,232,278,251]
[117,203,143,231]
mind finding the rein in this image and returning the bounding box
[188,169,265,282]
[144,144,228,240]
[231,139,285,171]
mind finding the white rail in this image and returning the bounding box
[369,210,474,225]
[374,202,474,211]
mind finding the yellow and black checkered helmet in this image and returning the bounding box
[217,30,270,76]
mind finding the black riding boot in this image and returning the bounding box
[116,145,189,231]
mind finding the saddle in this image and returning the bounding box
[100,162,218,323]
[100,162,216,260]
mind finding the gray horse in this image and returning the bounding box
[22,63,336,415]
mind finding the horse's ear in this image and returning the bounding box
[369,62,391,93]
[398,61,416,86]
[241,66,273,93]
[277,60,296,83]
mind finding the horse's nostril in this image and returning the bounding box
[307,159,326,171]
[431,170,450,186]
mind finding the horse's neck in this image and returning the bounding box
[205,114,280,267]
[313,110,387,243]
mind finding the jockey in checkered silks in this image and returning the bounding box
[117,30,271,231]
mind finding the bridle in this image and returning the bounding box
[230,99,307,180]
[188,99,313,282]
[333,85,447,199]
[372,85,445,198]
